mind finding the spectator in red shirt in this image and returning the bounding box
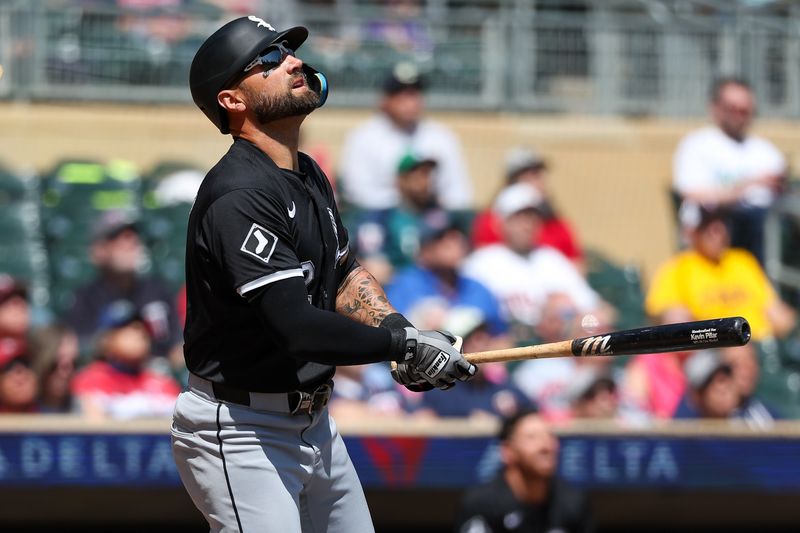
[471,147,583,267]
[71,300,181,420]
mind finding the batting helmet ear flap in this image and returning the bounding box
[302,64,328,107]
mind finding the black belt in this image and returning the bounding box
[210,380,332,415]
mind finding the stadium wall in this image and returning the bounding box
[3,102,800,283]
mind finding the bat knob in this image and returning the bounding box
[732,316,751,345]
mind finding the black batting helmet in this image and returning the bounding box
[190,15,324,134]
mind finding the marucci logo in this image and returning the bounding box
[578,335,612,355]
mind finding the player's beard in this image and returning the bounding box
[243,74,320,124]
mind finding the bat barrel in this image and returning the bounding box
[571,316,751,357]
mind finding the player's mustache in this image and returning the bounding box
[288,72,307,88]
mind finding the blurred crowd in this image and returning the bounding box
[1,65,799,432]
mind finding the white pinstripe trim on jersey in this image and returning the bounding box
[236,269,304,296]
[336,240,350,264]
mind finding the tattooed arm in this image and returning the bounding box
[336,265,399,327]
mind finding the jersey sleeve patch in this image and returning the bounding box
[240,223,278,263]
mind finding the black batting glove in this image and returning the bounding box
[381,313,476,391]
[381,313,435,392]
[390,362,434,392]
[400,328,477,390]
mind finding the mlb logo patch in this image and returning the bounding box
[240,223,278,263]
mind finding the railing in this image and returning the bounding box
[1,1,800,116]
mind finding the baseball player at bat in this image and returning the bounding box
[171,15,477,533]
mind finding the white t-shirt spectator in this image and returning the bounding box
[462,244,599,327]
[339,114,473,210]
[673,126,785,208]
[511,358,577,422]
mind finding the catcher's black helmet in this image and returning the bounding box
[190,16,326,134]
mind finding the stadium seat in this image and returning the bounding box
[40,159,142,314]
[139,202,192,293]
[755,340,800,418]
[584,248,646,331]
[0,165,49,290]
[772,324,800,369]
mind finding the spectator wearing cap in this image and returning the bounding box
[382,151,442,268]
[64,210,182,361]
[348,150,446,278]
[338,61,472,212]
[0,351,38,413]
[0,280,38,414]
[646,202,795,341]
[412,307,530,420]
[722,344,781,428]
[454,408,593,533]
[71,300,181,420]
[472,147,584,267]
[385,211,508,341]
[463,183,611,346]
[511,293,589,422]
[568,366,619,420]
[673,349,739,419]
[0,274,73,414]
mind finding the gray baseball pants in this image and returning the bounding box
[171,376,375,533]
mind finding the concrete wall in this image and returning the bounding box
[2,102,799,282]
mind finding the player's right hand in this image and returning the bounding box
[400,328,477,390]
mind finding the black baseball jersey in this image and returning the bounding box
[183,138,352,392]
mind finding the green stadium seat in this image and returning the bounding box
[770,325,800,373]
[40,161,141,244]
[755,340,800,418]
[140,202,192,293]
[584,248,646,330]
[46,245,97,315]
[39,159,143,314]
[0,245,36,280]
[0,165,50,299]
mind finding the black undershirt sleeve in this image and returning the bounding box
[251,276,404,365]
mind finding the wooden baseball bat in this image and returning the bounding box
[464,316,751,365]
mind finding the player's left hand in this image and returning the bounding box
[392,330,474,391]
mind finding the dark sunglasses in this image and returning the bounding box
[243,41,295,76]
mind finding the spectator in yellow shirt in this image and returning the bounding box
[646,203,795,341]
